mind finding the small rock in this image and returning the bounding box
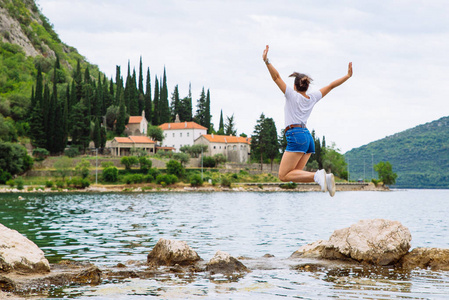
[0,223,50,273]
[206,251,249,275]
[291,240,330,259]
[398,247,449,271]
[147,238,201,267]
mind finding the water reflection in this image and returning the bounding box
[1,190,449,298]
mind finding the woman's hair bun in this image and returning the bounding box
[289,72,312,92]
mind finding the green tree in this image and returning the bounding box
[115,99,126,135]
[178,83,192,122]
[374,161,398,186]
[159,68,170,123]
[0,141,33,175]
[93,117,101,148]
[152,76,160,125]
[173,152,190,166]
[224,114,237,136]
[170,85,181,121]
[139,156,152,172]
[251,114,279,170]
[75,159,91,179]
[147,125,164,143]
[166,159,184,177]
[322,143,348,180]
[194,87,208,127]
[144,67,152,124]
[205,89,211,133]
[217,110,224,135]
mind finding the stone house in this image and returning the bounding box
[159,119,207,152]
[108,136,156,156]
[125,111,148,136]
[194,134,251,163]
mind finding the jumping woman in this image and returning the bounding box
[262,45,352,197]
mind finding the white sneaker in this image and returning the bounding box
[314,169,327,192]
[326,173,336,197]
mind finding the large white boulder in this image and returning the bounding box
[291,219,412,266]
[0,223,50,273]
[147,238,201,266]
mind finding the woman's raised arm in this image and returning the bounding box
[319,62,353,98]
[263,45,286,94]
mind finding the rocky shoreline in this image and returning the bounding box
[1,219,448,298]
[0,181,385,194]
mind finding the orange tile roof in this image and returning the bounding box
[114,136,155,144]
[159,121,207,130]
[200,134,250,144]
[128,116,143,124]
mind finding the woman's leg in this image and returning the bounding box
[278,151,315,182]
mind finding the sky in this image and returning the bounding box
[36,0,449,153]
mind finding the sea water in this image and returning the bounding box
[1,190,448,299]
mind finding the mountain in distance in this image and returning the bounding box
[344,116,449,189]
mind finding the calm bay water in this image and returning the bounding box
[1,190,448,299]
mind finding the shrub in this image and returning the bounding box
[231,173,239,179]
[148,168,160,179]
[101,161,114,168]
[124,174,144,184]
[67,177,90,189]
[32,148,49,161]
[220,177,231,188]
[190,174,203,187]
[15,177,24,190]
[6,179,15,187]
[156,174,178,185]
[45,180,53,188]
[65,147,79,158]
[166,159,184,177]
[102,166,118,182]
[0,169,12,184]
[139,156,152,172]
[280,182,297,189]
[213,153,227,165]
[202,156,216,168]
[75,159,91,179]
[55,180,65,188]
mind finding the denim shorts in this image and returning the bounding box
[285,127,315,153]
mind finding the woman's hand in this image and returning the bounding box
[262,45,269,62]
[347,62,353,78]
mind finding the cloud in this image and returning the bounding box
[37,0,449,152]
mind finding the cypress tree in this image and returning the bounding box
[159,68,170,123]
[217,110,224,135]
[93,117,101,148]
[116,98,126,135]
[152,76,159,125]
[138,56,144,95]
[74,59,83,102]
[100,125,106,153]
[170,85,180,121]
[115,65,122,106]
[144,67,152,124]
[29,101,46,148]
[130,68,139,115]
[205,89,211,133]
[42,83,50,138]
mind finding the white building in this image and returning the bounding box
[159,120,207,152]
[194,134,251,163]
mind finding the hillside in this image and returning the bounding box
[0,0,101,111]
[344,116,449,188]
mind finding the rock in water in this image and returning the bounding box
[0,223,50,273]
[147,238,201,266]
[322,219,411,265]
[206,251,249,275]
[398,247,449,271]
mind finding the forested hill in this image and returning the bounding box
[344,116,449,189]
[0,0,101,114]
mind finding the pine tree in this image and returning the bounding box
[29,101,46,148]
[224,114,237,136]
[74,59,83,102]
[194,87,207,127]
[130,68,139,115]
[179,83,192,122]
[71,100,90,153]
[144,67,152,124]
[115,65,122,106]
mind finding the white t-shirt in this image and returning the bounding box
[284,86,322,128]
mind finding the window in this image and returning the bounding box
[213,146,216,149]
[180,133,182,137]
[219,146,221,149]
[165,133,167,137]
[187,132,190,137]
[172,133,175,137]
